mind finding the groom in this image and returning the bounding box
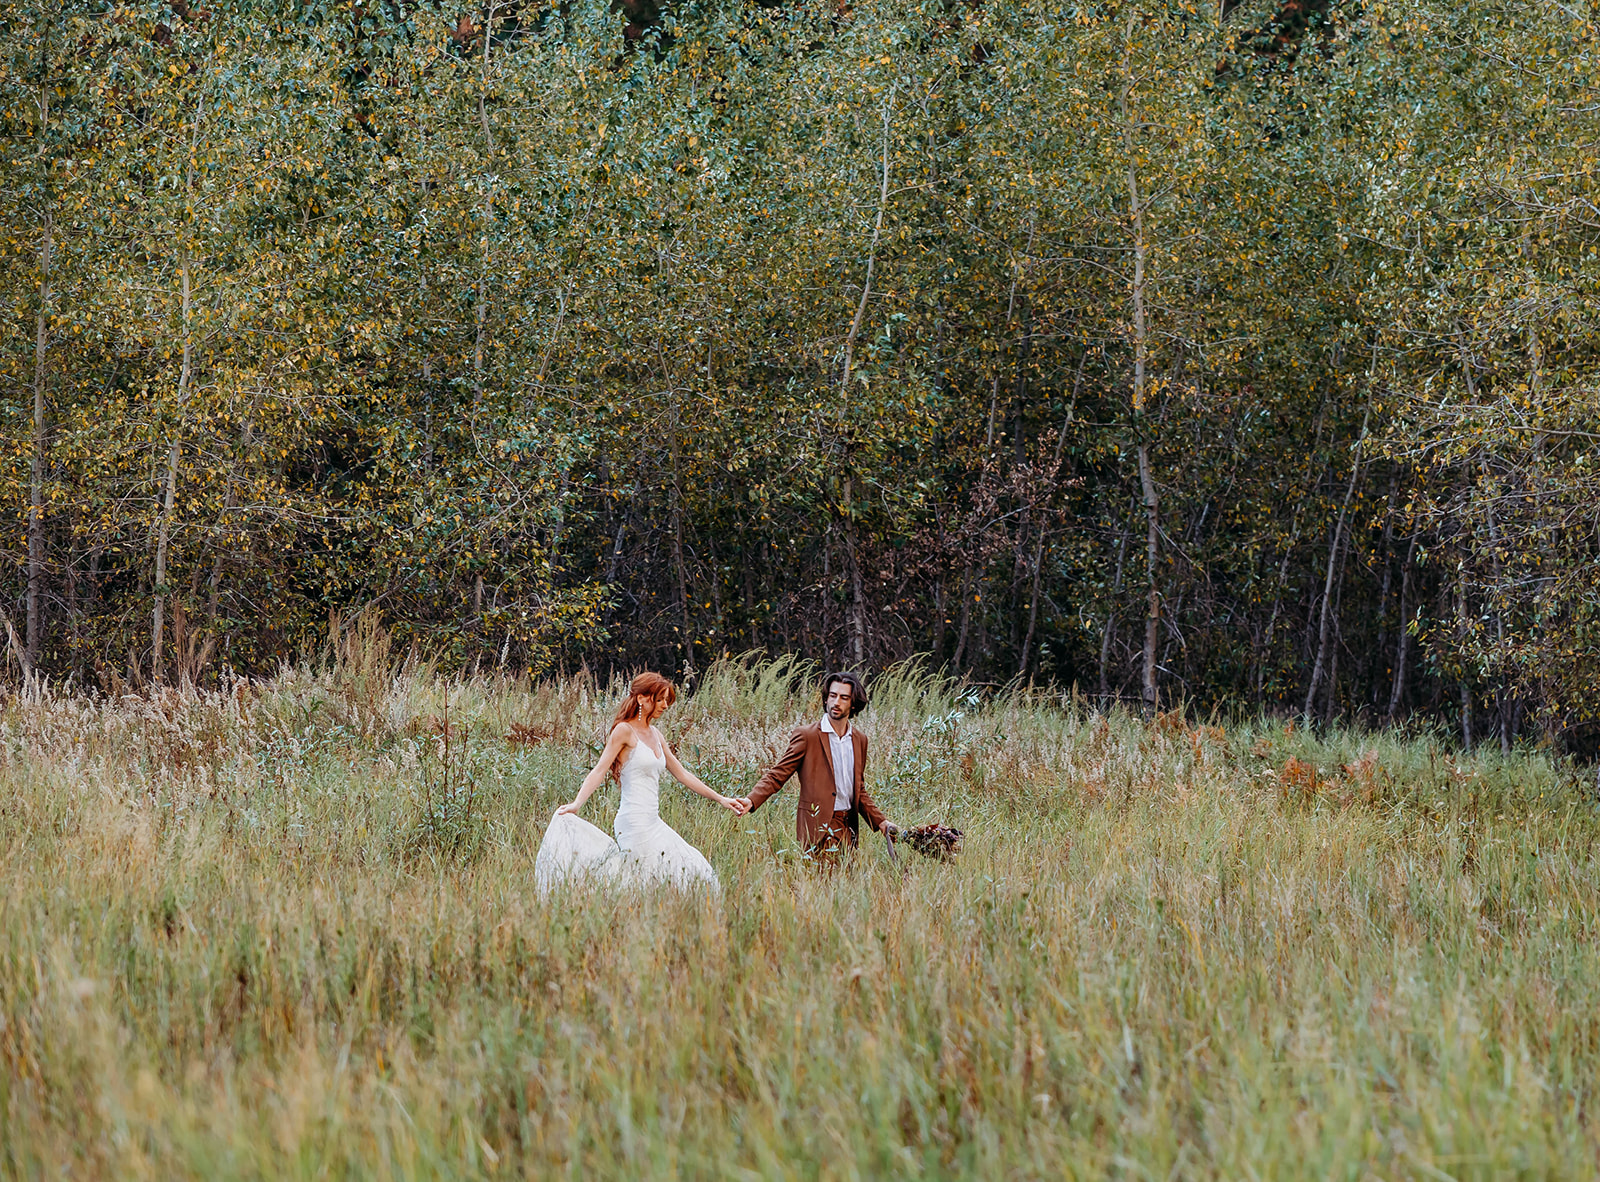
[737,671,899,861]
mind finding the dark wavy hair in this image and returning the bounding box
[821,671,869,718]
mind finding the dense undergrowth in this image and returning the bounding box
[0,650,1596,1178]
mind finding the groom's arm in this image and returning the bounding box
[747,728,807,813]
[855,786,889,833]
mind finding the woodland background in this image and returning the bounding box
[3,0,1598,750]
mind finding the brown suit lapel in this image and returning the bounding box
[814,721,836,777]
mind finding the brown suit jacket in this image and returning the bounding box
[749,722,888,850]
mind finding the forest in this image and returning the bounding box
[3,0,1598,749]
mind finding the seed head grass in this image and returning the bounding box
[0,652,1595,1178]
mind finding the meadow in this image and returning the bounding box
[2,641,1598,1179]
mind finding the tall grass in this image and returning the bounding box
[0,649,1596,1178]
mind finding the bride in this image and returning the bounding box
[534,672,744,893]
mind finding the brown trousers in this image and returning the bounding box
[809,809,858,863]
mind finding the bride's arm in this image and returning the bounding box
[663,743,747,814]
[556,725,632,816]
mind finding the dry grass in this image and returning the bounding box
[0,651,1596,1179]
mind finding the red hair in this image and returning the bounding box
[609,671,677,777]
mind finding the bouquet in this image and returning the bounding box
[900,823,964,862]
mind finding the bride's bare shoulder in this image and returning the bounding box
[607,721,638,745]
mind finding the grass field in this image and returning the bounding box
[2,644,1598,1179]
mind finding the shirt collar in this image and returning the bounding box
[820,716,852,740]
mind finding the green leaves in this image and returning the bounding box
[0,0,1592,742]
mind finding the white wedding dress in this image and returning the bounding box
[534,738,720,894]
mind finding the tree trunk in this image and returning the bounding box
[1011,298,1032,469]
[1100,527,1129,702]
[1019,385,1078,676]
[26,210,52,672]
[1256,402,1327,702]
[835,96,893,669]
[1121,20,1159,716]
[1018,527,1046,678]
[1323,556,1344,727]
[1385,534,1418,723]
[1137,444,1160,714]
[955,377,1002,675]
[844,477,866,667]
[1255,538,1296,702]
[604,520,626,584]
[742,523,759,650]
[205,479,234,634]
[669,393,690,666]
[1304,401,1370,719]
[840,92,892,397]
[473,2,497,404]
[1456,566,1473,751]
[1370,468,1399,711]
[952,563,976,674]
[1479,459,1512,754]
[1004,221,1040,657]
[153,244,194,684]
[931,503,949,663]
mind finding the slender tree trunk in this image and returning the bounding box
[473,2,498,404]
[952,563,975,674]
[840,92,892,396]
[1323,552,1346,727]
[604,520,626,584]
[1256,402,1327,701]
[205,479,234,633]
[1137,444,1160,714]
[931,503,949,663]
[1256,536,1296,702]
[742,522,759,649]
[1004,220,1040,657]
[1018,521,1047,677]
[65,525,77,653]
[669,393,690,665]
[1370,467,1399,710]
[1304,401,1371,719]
[153,244,194,684]
[474,241,489,403]
[1121,20,1159,716]
[22,14,56,675]
[1019,381,1078,676]
[1456,566,1473,751]
[26,210,52,672]
[836,94,893,668]
[1478,459,1513,754]
[1386,534,1418,723]
[1100,527,1129,702]
[844,476,866,667]
[955,377,1002,675]
[1011,297,1032,469]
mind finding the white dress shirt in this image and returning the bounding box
[821,716,855,812]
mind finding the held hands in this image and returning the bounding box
[719,795,749,816]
